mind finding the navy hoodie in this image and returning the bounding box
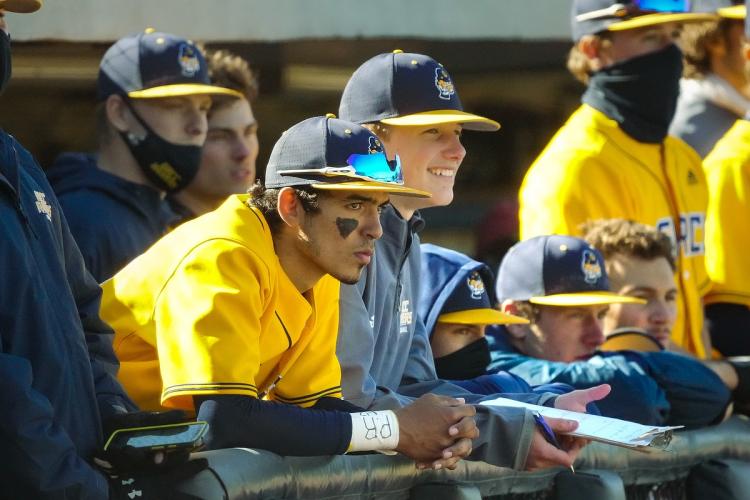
[0,131,134,498]
[47,153,178,282]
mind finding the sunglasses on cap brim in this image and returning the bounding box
[280,152,404,185]
[576,0,690,22]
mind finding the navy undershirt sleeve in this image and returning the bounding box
[194,395,360,456]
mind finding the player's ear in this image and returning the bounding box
[502,301,528,340]
[577,34,608,72]
[277,187,302,229]
[105,94,132,134]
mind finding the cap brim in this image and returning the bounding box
[128,84,243,99]
[438,308,529,326]
[717,5,745,19]
[380,110,500,132]
[529,291,646,307]
[311,180,431,198]
[2,0,42,12]
[606,12,718,31]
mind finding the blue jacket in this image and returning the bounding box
[0,133,135,499]
[418,244,575,399]
[46,153,178,282]
[487,325,731,428]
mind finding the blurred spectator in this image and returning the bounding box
[701,4,750,356]
[169,48,259,220]
[584,218,750,415]
[46,30,240,281]
[670,3,748,157]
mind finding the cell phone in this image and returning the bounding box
[103,421,208,452]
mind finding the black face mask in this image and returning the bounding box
[434,337,491,381]
[120,101,202,193]
[582,43,683,144]
[0,31,12,95]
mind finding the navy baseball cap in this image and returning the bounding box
[438,268,528,326]
[0,0,41,12]
[97,29,242,101]
[572,0,717,40]
[264,115,430,198]
[496,235,646,307]
[339,50,499,132]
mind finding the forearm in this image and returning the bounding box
[195,395,356,456]
[705,361,739,391]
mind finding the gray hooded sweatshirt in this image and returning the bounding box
[337,205,550,469]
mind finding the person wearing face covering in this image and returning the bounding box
[518,0,717,358]
[46,29,241,282]
[0,5,209,499]
[418,244,582,402]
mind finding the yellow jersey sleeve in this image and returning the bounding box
[270,275,343,408]
[155,238,271,410]
[704,119,750,307]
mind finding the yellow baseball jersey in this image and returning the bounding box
[704,119,750,308]
[100,194,343,412]
[519,104,711,357]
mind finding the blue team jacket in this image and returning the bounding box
[46,153,178,282]
[0,132,134,499]
[487,325,731,428]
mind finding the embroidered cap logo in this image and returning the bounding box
[466,271,485,300]
[178,43,200,77]
[434,65,455,100]
[581,248,602,285]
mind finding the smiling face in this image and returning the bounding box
[602,254,677,347]
[378,122,466,217]
[129,94,211,146]
[296,190,389,285]
[431,323,486,358]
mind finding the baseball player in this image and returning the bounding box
[519,0,716,357]
[0,3,205,498]
[100,115,481,469]
[169,48,260,220]
[702,2,750,355]
[670,2,748,157]
[47,29,241,281]
[337,50,607,472]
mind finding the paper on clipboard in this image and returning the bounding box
[480,397,682,451]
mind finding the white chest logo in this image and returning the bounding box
[399,299,413,334]
[34,191,52,221]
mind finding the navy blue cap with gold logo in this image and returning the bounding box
[339,50,499,132]
[97,29,242,101]
[497,235,646,307]
[264,115,430,198]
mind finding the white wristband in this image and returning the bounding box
[347,410,400,452]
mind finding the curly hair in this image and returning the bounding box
[205,48,259,102]
[582,218,676,271]
[246,182,324,234]
[566,33,613,85]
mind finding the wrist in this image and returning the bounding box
[347,410,399,452]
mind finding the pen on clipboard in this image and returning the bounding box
[532,411,575,474]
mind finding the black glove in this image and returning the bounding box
[108,458,209,500]
[98,410,194,473]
